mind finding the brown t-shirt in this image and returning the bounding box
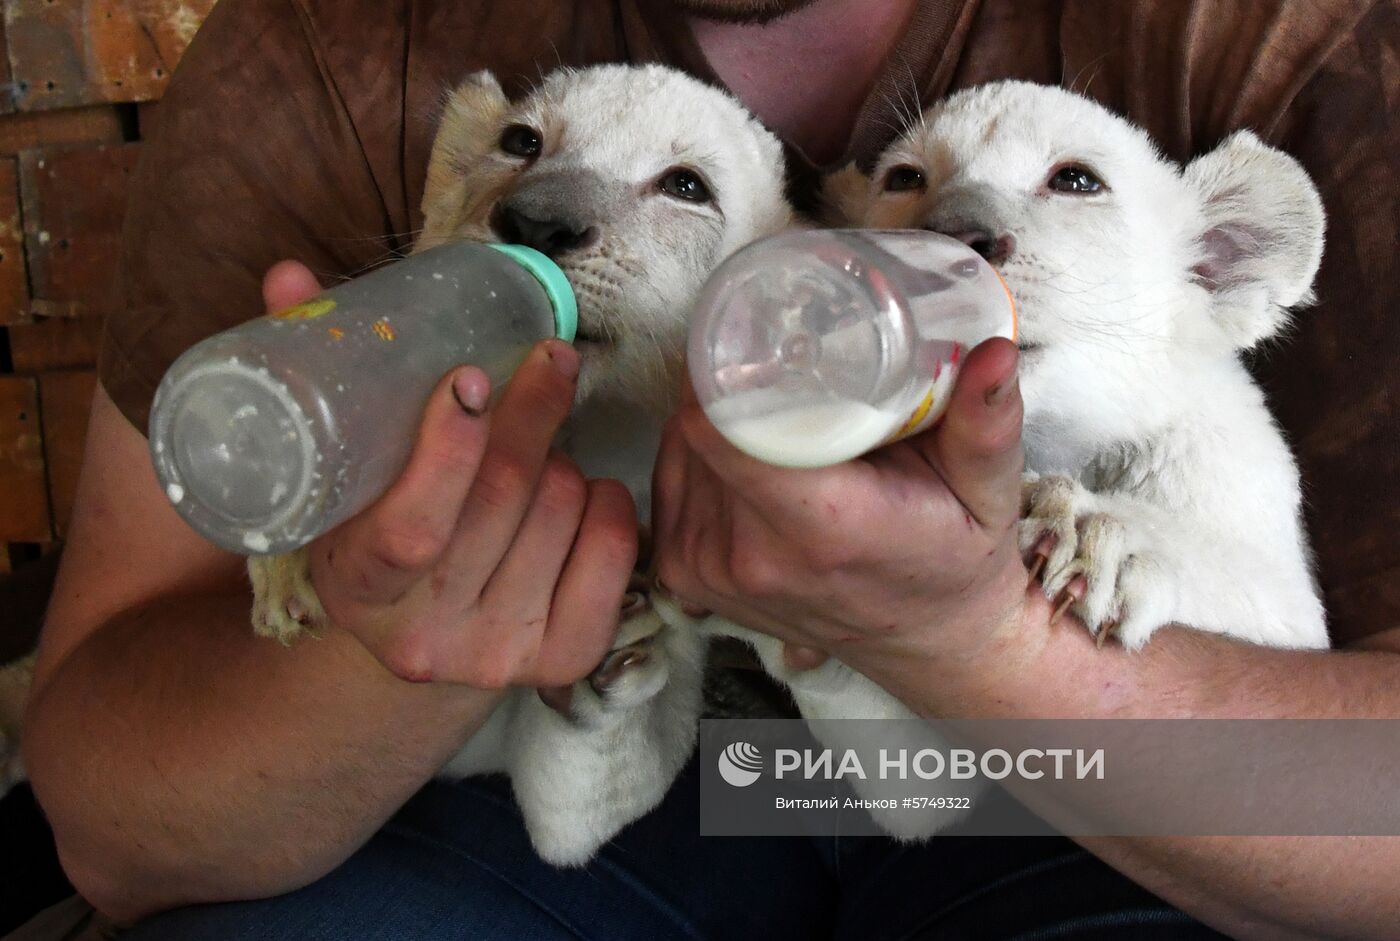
[102,0,1400,646]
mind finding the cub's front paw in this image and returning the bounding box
[545,577,673,728]
[248,549,327,644]
[1019,475,1176,649]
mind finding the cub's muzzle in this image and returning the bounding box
[491,169,629,260]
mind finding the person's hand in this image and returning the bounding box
[263,261,638,688]
[652,338,1036,689]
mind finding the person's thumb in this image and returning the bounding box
[912,337,1023,530]
[262,259,323,313]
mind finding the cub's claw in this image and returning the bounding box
[1095,619,1119,649]
[588,636,655,696]
[555,576,675,727]
[1049,575,1086,626]
[537,684,575,717]
[620,589,649,620]
[1026,534,1055,584]
[651,574,711,619]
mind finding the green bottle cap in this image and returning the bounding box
[487,243,578,343]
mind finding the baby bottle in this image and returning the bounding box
[688,229,1016,468]
[149,242,576,556]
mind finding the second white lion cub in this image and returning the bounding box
[661,81,1331,841]
[827,80,1328,652]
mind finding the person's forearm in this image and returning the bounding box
[1045,629,1399,941]
[24,590,500,921]
[860,600,1400,941]
[892,605,1393,722]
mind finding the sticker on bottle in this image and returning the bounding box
[881,340,963,446]
[270,298,337,321]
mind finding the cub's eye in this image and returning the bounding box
[1047,164,1105,194]
[659,168,713,203]
[883,165,927,192]
[500,125,542,159]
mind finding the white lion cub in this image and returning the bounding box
[248,64,794,864]
[828,81,1328,652]
[666,81,1330,841]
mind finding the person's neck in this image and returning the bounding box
[689,0,919,166]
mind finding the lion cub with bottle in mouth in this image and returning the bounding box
[659,80,1332,841]
[826,80,1327,652]
[248,64,795,865]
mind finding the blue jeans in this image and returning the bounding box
[123,760,1225,940]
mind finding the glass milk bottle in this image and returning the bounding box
[149,243,576,556]
[688,230,1016,468]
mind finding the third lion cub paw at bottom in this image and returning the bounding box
[550,574,675,727]
[248,549,326,644]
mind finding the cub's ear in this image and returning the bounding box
[820,163,873,225]
[421,71,510,229]
[1184,130,1325,349]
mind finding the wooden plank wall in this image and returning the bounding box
[0,0,216,573]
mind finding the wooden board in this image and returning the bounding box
[0,104,125,156]
[0,18,14,117]
[0,376,51,542]
[4,0,216,112]
[18,142,140,317]
[0,158,27,324]
[89,0,216,99]
[7,316,105,372]
[38,370,97,536]
[136,99,159,137]
[2,0,89,112]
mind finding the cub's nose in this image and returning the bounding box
[938,227,1016,265]
[495,204,599,258]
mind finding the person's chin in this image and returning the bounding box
[669,0,821,26]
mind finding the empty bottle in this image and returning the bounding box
[149,242,576,556]
[688,229,1016,468]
